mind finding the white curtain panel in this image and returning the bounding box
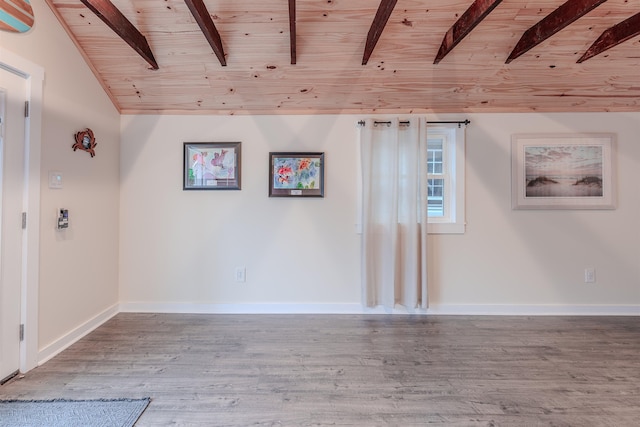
[360,118,428,310]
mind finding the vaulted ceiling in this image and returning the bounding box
[46,0,640,114]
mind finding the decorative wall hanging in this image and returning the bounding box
[511,133,616,210]
[183,142,241,190]
[0,0,34,33]
[269,152,324,197]
[73,128,97,157]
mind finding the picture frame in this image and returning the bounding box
[511,133,616,210]
[183,142,241,190]
[269,152,325,197]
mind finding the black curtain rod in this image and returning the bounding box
[357,119,470,127]
[430,120,471,126]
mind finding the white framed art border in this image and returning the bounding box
[511,133,616,210]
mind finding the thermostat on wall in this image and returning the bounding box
[49,171,63,189]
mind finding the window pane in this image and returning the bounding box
[428,138,443,175]
[427,137,445,217]
[428,178,444,217]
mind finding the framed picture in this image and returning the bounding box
[511,133,615,210]
[269,152,324,197]
[183,142,241,190]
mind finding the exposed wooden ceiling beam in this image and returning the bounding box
[184,0,227,66]
[289,0,296,65]
[434,0,503,64]
[362,0,398,65]
[80,0,158,69]
[578,11,640,63]
[506,0,607,64]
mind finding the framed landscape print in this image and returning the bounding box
[511,134,615,210]
[183,142,241,190]
[269,152,324,197]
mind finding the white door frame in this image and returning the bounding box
[0,48,43,373]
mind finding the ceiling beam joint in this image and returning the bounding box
[184,0,227,66]
[506,0,608,64]
[362,0,398,65]
[434,0,503,64]
[578,12,640,63]
[80,0,158,69]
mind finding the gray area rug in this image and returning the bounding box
[0,398,150,427]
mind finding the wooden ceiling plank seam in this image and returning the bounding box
[578,11,640,63]
[183,0,227,66]
[80,0,159,70]
[506,0,608,64]
[362,0,398,65]
[289,0,296,64]
[434,0,504,64]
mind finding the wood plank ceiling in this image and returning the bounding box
[46,0,640,114]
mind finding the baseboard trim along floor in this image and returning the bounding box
[118,302,640,316]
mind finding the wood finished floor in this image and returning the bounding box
[1,314,639,426]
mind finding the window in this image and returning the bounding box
[356,119,466,236]
[426,123,465,234]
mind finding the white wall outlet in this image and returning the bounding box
[584,267,596,283]
[235,267,246,282]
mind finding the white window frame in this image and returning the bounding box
[427,123,465,234]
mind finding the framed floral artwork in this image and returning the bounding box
[269,152,324,197]
[183,142,241,190]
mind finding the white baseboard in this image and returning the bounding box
[119,302,639,316]
[425,304,640,316]
[38,304,119,365]
[119,302,365,314]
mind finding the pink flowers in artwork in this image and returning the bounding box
[273,157,319,189]
[277,165,293,184]
[298,158,311,170]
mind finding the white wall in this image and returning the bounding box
[436,112,640,312]
[120,115,361,310]
[1,2,120,350]
[120,113,640,313]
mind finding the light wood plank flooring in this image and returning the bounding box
[2,314,639,426]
